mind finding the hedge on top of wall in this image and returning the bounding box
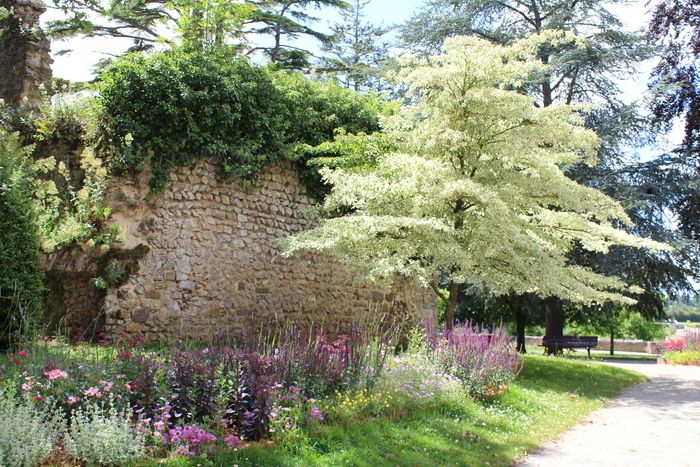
[98,49,385,192]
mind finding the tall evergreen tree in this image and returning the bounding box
[318,0,392,91]
[46,0,254,52]
[647,0,700,246]
[245,0,348,69]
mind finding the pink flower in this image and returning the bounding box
[34,395,43,402]
[17,351,27,357]
[153,421,166,431]
[308,407,324,422]
[67,396,79,405]
[43,368,68,380]
[21,383,31,391]
[224,434,241,448]
[103,382,113,392]
[124,381,138,391]
[85,387,102,398]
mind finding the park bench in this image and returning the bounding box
[542,335,598,357]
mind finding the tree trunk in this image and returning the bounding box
[445,282,459,331]
[515,297,527,354]
[610,330,615,356]
[544,296,564,354]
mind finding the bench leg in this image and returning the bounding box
[587,347,591,359]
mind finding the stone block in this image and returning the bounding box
[131,308,151,324]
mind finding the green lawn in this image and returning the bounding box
[147,356,645,467]
[561,350,658,362]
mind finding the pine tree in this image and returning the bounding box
[245,0,348,69]
[318,0,392,92]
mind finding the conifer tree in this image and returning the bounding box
[319,0,392,91]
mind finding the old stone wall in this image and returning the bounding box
[99,159,436,342]
[0,0,52,109]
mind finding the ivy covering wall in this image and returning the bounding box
[0,129,44,349]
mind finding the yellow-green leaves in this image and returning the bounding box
[283,33,669,306]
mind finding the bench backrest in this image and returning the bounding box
[542,335,598,346]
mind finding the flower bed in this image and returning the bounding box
[0,322,520,466]
[654,329,700,365]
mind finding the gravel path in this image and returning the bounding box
[519,361,700,467]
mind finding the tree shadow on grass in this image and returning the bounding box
[516,356,646,400]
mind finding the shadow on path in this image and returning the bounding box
[519,361,700,467]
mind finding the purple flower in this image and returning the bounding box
[308,407,324,422]
[224,434,241,448]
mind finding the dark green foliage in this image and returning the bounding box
[0,130,44,349]
[99,49,383,193]
[99,50,287,191]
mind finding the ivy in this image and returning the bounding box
[98,48,385,194]
[0,129,44,349]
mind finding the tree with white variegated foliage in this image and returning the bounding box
[282,32,668,329]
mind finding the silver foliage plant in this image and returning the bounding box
[65,397,146,466]
[0,397,65,467]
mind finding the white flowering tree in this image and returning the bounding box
[283,32,667,328]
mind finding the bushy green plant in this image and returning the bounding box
[98,49,384,194]
[665,350,700,365]
[0,396,66,467]
[100,49,288,191]
[66,398,146,466]
[0,129,44,349]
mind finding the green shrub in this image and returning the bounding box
[0,129,44,349]
[99,49,384,194]
[665,350,700,365]
[66,398,146,466]
[0,397,66,467]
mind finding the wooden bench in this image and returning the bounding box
[542,335,598,357]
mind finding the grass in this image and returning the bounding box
[145,356,645,467]
[560,350,658,362]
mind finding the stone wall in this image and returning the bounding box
[98,159,436,342]
[0,0,52,109]
[524,336,656,354]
